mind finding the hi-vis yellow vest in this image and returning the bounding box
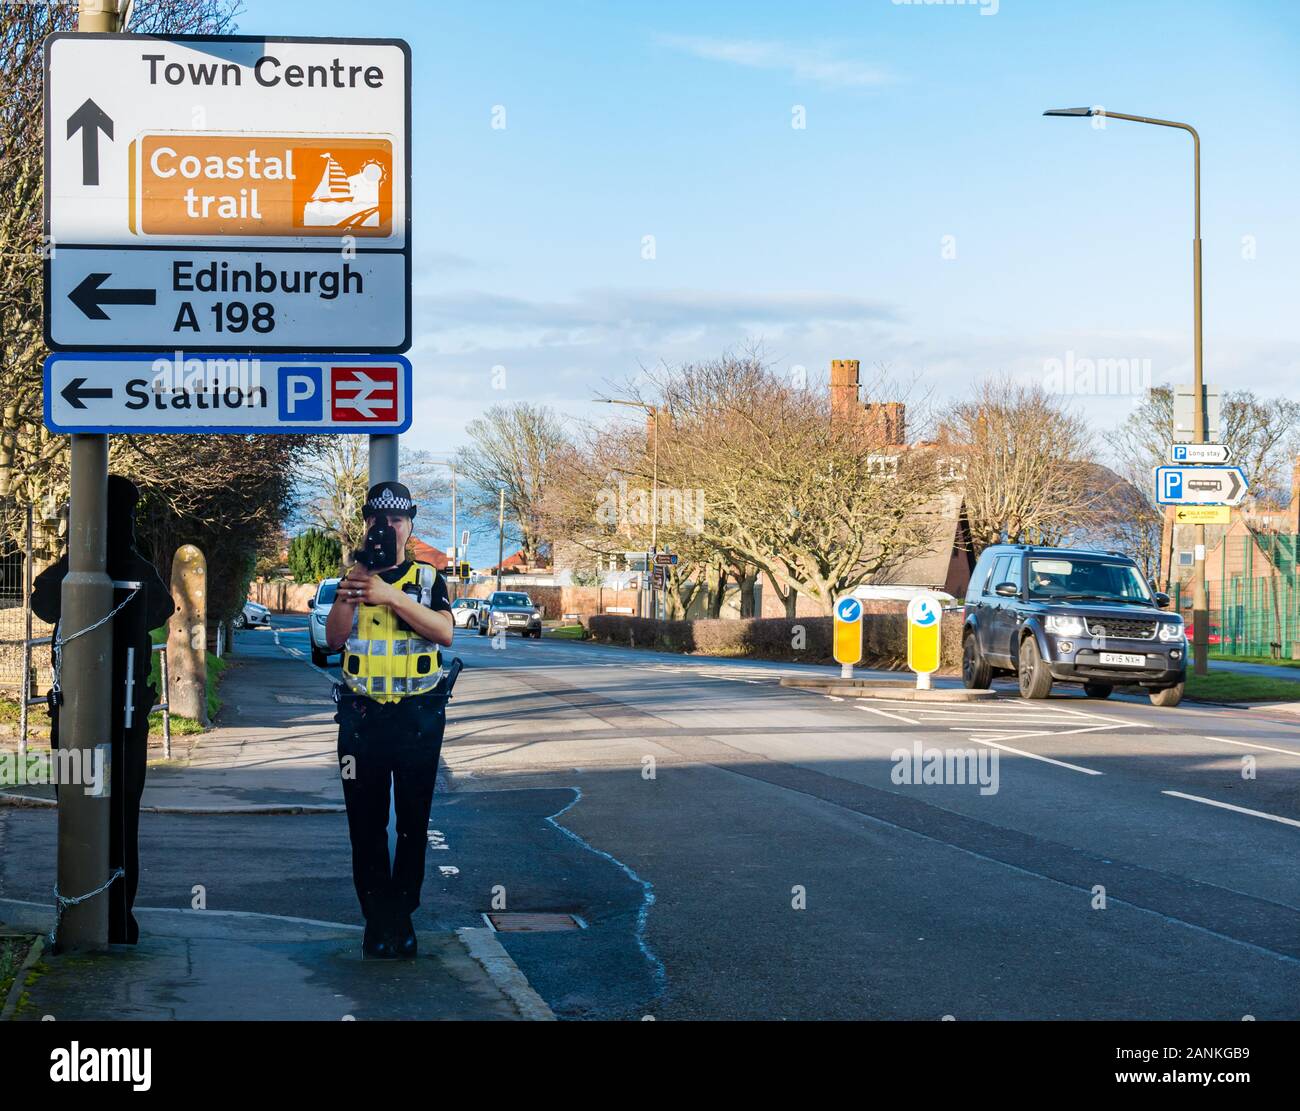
[342,563,443,703]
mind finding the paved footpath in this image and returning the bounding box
[0,644,551,1022]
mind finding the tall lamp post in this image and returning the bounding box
[598,398,660,619]
[1044,106,1210,676]
[428,458,459,594]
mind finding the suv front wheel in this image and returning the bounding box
[1150,680,1185,707]
[962,633,992,689]
[1017,635,1054,699]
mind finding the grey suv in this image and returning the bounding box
[961,545,1186,706]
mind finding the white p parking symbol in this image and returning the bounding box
[278,366,323,421]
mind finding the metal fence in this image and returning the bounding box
[1172,531,1300,658]
[1,500,173,757]
[1,503,53,702]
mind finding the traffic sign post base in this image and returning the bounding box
[840,663,854,680]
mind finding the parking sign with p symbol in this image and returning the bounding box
[278,366,322,421]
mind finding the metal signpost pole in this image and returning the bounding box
[1044,106,1210,673]
[497,488,506,592]
[55,0,120,955]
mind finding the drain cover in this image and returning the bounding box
[485,913,585,932]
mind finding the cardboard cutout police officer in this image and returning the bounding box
[324,482,456,959]
[31,476,176,944]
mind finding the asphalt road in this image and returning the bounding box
[7,613,1300,1020]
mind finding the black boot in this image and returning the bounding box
[362,918,395,959]
[392,914,417,959]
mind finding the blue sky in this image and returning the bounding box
[246,0,1300,459]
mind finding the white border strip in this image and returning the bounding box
[1162,791,1300,830]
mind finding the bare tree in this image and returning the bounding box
[1113,386,1300,507]
[455,403,570,566]
[547,354,942,617]
[947,378,1116,551]
[0,0,242,527]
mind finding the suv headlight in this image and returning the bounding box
[1046,615,1086,636]
[531,610,542,620]
[1158,619,1185,642]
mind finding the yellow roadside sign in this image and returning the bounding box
[1174,505,1230,524]
[906,595,942,677]
[833,596,863,667]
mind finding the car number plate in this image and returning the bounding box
[1099,652,1147,667]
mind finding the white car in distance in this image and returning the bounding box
[309,578,341,667]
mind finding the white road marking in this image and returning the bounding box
[1204,736,1300,759]
[1162,791,1300,830]
[856,705,921,726]
[965,737,1103,775]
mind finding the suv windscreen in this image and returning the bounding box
[1026,558,1152,603]
[491,593,531,607]
[316,582,338,605]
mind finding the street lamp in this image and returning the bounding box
[597,397,661,619]
[428,458,460,593]
[1044,106,1210,676]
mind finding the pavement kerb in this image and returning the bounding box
[0,793,345,815]
[456,926,556,1021]
[778,677,999,701]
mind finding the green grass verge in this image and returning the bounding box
[1210,653,1300,669]
[148,627,228,725]
[544,625,586,640]
[1186,671,1300,703]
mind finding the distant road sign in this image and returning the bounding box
[1155,465,1248,507]
[1174,505,1231,525]
[653,552,678,567]
[43,352,411,434]
[906,594,942,677]
[1172,384,1221,444]
[1168,443,1231,465]
[44,34,411,352]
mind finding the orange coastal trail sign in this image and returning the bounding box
[44,34,411,353]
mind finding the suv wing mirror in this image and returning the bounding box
[1153,591,1171,609]
[994,582,1019,598]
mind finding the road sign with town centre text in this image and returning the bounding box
[44,34,410,353]
[43,353,411,435]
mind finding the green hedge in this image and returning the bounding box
[584,614,962,670]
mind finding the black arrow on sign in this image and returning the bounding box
[60,377,113,410]
[68,273,156,320]
[67,99,114,187]
[1226,469,1243,503]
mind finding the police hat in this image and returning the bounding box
[362,482,417,520]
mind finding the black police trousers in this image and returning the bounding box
[335,690,447,925]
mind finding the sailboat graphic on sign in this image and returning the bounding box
[302,152,384,229]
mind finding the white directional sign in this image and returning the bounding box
[44,353,412,434]
[44,34,410,352]
[1155,465,1249,507]
[1168,443,1232,465]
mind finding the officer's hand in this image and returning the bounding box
[339,566,373,606]
[342,567,401,607]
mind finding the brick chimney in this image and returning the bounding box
[830,359,860,422]
[864,401,907,447]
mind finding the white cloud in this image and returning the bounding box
[654,34,892,89]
